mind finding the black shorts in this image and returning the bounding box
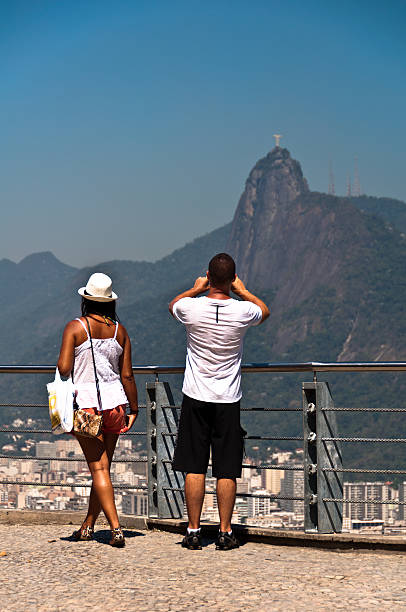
[172,394,246,479]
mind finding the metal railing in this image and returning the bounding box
[2,361,406,376]
[0,362,406,532]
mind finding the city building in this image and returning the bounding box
[248,489,277,517]
[122,491,148,516]
[343,481,396,522]
[279,470,304,516]
[261,468,283,494]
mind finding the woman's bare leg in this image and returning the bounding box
[76,433,120,530]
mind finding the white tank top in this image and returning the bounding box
[73,318,128,410]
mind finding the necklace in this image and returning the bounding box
[88,314,113,326]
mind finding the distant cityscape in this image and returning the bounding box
[0,416,404,535]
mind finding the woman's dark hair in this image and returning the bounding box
[81,297,119,322]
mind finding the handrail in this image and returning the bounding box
[0,365,405,531]
[1,361,406,375]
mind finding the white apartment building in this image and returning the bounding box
[343,481,395,522]
[248,489,276,517]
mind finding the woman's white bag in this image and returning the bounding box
[47,368,75,434]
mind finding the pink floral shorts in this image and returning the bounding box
[82,405,127,434]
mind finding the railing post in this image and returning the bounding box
[303,382,343,533]
[146,381,184,519]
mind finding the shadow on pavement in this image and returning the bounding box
[174,535,246,549]
[60,529,145,544]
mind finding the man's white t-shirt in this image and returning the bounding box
[172,296,263,403]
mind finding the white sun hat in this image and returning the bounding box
[78,273,118,302]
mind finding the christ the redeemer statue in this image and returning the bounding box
[273,134,282,147]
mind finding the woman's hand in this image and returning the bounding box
[120,411,138,434]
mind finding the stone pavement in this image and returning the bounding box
[0,525,406,611]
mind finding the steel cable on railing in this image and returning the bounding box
[0,480,148,490]
[161,486,303,501]
[162,405,302,412]
[161,458,303,471]
[163,404,406,413]
[245,435,303,441]
[322,406,406,412]
[240,463,303,470]
[323,467,406,475]
[161,432,303,441]
[321,437,406,443]
[0,403,48,408]
[0,403,147,409]
[323,497,406,505]
[0,454,147,463]
[230,492,304,500]
[240,407,302,412]
[0,428,147,435]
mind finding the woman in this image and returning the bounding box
[57,272,138,547]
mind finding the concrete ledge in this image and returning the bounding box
[0,510,148,531]
[1,511,406,552]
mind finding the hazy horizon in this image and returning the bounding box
[2,1,405,267]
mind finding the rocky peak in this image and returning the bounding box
[245,147,308,197]
[227,147,309,287]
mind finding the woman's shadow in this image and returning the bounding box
[61,529,145,545]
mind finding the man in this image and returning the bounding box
[169,252,269,550]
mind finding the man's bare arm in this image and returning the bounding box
[231,276,270,323]
[169,276,210,316]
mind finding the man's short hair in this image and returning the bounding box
[208,253,236,286]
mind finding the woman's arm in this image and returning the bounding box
[57,321,77,377]
[119,328,139,432]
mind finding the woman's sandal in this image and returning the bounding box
[109,526,125,548]
[72,525,94,541]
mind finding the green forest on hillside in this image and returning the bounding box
[0,192,406,479]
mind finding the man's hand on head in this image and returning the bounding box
[231,276,247,296]
[193,276,210,295]
[231,275,270,323]
[169,276,209,316]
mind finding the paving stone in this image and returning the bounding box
[0,525,405,610]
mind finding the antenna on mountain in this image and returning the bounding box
[273,134,282,147]
[353,156,361,196]
[346,174,352,197]
[328,160,335,195]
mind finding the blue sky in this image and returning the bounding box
[1,0,405,267]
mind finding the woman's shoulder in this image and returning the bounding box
[64,318,82,331]
[117,321,128,334]
[71,317,88,328]
[63,318,87,340]
[116,321,129,345]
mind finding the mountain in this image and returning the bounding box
[228,147,309,288]
[2,147,406,474]
[0,252,77,360]
[225,147,406,471]
[350,195,406,234]
[228,147,406,363]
